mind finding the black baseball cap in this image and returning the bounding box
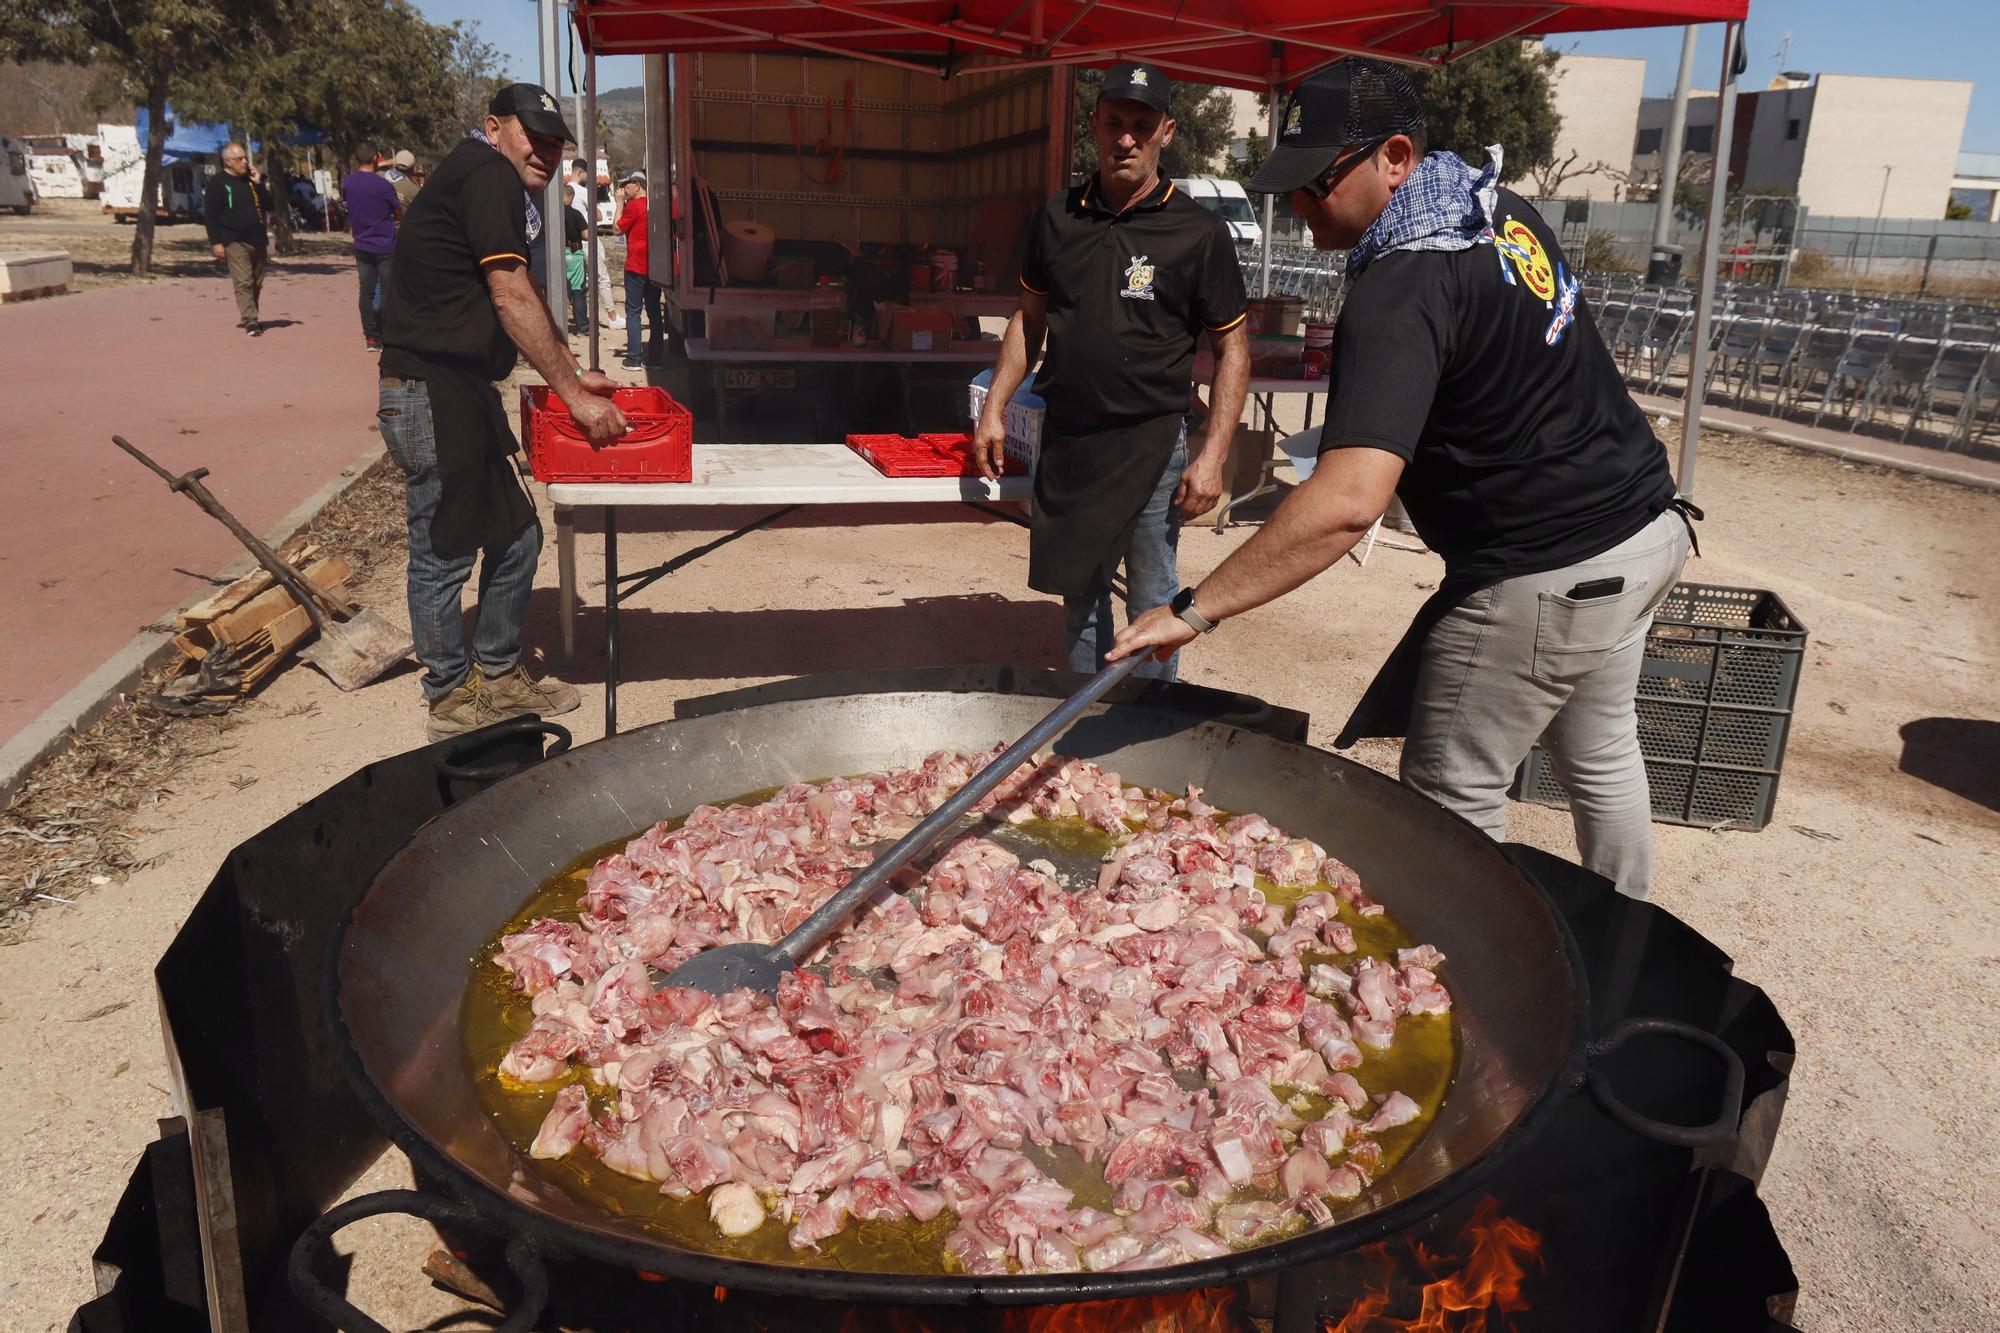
[1098,62,1171,117]
[1248,58,1424,195]
[488,83,575,144]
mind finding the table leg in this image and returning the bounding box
[555,504,576,664]
[604,506,619,737]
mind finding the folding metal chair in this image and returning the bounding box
[1779,320,1853,418]
[1823,321,1899,428]
[1739,320,1803,408]
[1910,341,1994,448]
[1712,317,1768,405]
[1875,335,1943,437]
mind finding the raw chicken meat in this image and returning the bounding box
[488,748,1451,1273]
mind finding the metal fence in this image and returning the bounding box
[1236,241,1346,321]
[1531,195,2000,296]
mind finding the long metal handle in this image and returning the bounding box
[112,434,352,624]
[775,654,1145,964]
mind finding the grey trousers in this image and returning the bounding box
[1400,510,1690,899]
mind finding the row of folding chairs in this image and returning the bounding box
[1586,292,2000,449]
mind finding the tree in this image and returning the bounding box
[1526,148,1617,198]
[1,1,266,275]
[1408,41,1561,185]
[1946,198,1975,221]
[1070,71,1242,181]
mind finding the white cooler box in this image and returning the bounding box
[968,369,1045,472]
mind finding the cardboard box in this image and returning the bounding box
[887,308,954,352]
[1186,425,1275,522]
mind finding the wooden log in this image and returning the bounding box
[176,536,322,627]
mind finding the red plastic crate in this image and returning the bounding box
[519,385,693,483]
[845,432,1023,477]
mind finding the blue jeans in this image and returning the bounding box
[1062,428,1187,682]
[624,270,662,362]
[376,380,542,703]
[355,249,391,340]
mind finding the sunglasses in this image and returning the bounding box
[1299,138,1386,200]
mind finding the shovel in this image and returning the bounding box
[661,653,1146,997]
[114,435,411,691]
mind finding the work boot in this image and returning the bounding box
[478,664,580,719]
[425,679,501,742]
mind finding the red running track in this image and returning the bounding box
[0,255,390,748]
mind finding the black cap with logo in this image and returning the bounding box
[1247,58,1424,195]
[1097,62,1171,117]
[488,82,576,144]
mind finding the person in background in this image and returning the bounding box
[341,144,403,351]
[1110,60,1695,900]
[564,206,589,335]
[204,143,272,336]
[974,63,1250,682]
[615,170,661,370]
[567,157,619,327]
[388,149,421,208]
[377,83,625,740]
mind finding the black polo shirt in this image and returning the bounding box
[1021,173,1247,434]
[381,137,530,382]
[1319,187,1674,579]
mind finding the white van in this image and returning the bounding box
[0,135,37,214]
[1174,175,1261,247]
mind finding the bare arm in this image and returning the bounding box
[1108,446,1406,661]
[1174,321,1251,519]
[486,258,625,443]
[973,288,1047,478]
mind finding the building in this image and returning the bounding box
[1951,150,2000,222]
[1634,72,1972,220]
[1542,50,1646,200]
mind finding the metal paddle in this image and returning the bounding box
[114,435,411,691]
[660,653,1147,996]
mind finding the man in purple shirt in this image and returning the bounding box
[342,144,404,351]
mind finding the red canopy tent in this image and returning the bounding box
[567,0,1749,494]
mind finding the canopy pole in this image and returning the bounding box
[1259,61,1279,298]
[539,0,568,321]
[585,38,601,372]
[1678,20,1742,504]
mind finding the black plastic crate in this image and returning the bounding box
[1512,583,1808,831]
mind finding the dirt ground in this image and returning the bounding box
[0,408,1995,1331]
[0,196,355,288]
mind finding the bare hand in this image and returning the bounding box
[1108,603,1200,664]
[972,414,1007,480]
[576,369,620,398]
[212,244,227,261]
[1174,455,1226,521]
[567,392,629,446]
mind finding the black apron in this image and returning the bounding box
[1027,412,1181,600]
[1333,498,1702,748]
[382,350,537,559]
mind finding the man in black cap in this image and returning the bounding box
[974,61,1249,682]
[377,83,627,740]
[1110,58,1695,900]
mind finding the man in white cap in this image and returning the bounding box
[1111,59,1698,900]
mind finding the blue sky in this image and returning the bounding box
[414,0,1999,152]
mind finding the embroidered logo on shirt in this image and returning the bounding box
[1492,217,1556,303]
[1283,103,1304,138]
[1121,254,1157,301]
[1544,264,1582,346]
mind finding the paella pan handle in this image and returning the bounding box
[287,1189,548,1333]
[1584,1016,1747,1148]
[438,718,573,784]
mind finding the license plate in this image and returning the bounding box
[718,368,795,391]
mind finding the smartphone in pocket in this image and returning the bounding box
[1566,576,1625,599]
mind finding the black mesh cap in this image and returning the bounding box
[1098,61,1171,116]
[1248,58,1425,195]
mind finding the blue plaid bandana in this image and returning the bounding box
[1345,146,1502,280]
[471,127,542,243]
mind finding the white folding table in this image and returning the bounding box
[547,443,1032,735]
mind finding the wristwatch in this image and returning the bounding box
[1171,586,1217,634]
